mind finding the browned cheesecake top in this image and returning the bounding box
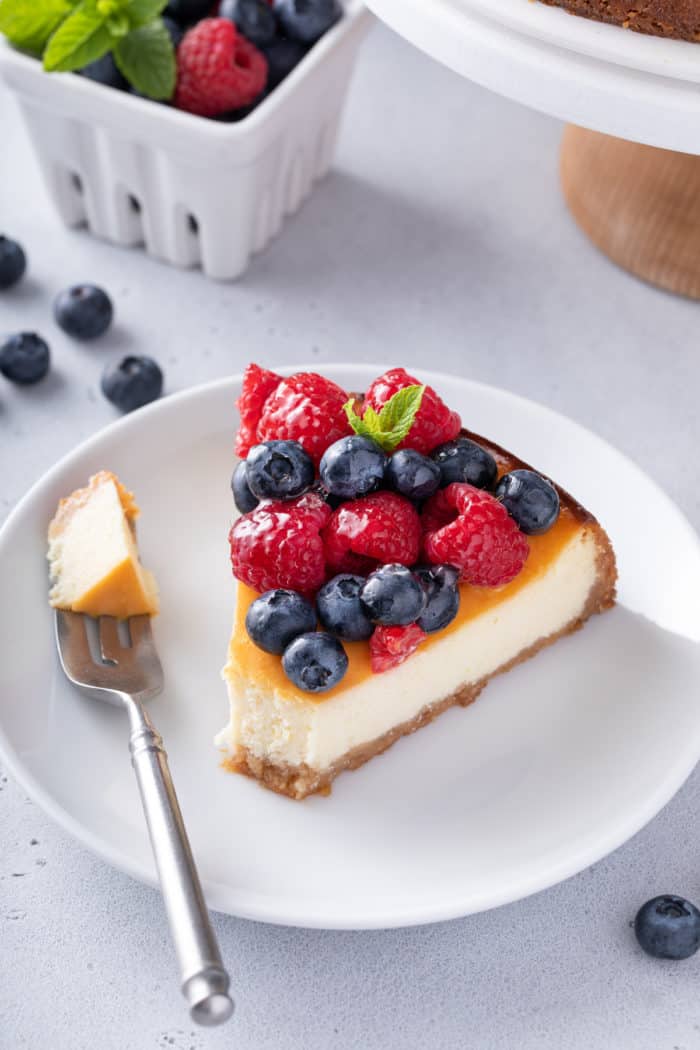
[540,0,700,41]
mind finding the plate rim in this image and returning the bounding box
[1,364,700,930]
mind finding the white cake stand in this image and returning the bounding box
[366,0,700,297]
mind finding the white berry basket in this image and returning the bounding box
[0,2,372,280]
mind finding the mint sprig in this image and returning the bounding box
[344,385,426,454]
[0,0,174,99]
[0,0,76,55]
[114,18,174,99]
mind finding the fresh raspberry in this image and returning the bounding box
[257,371,352,466]
[175,19,268,118]
[235,363,282,458]
[370,624,427,673]
[363,367,461,455]
[422,483,529,588]
[323,491,422,575]
[229,491,331,593]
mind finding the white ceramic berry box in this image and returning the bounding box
[0,2,372,280]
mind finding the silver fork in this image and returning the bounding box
[54,610,234,1027]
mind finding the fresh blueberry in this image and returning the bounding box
[635,896,700,960]
[246,440,314,501]
[162,15,184,47]
[0,236,27,289]
[274,0,341,43]
[282,632,348,692]
[54,284,113,340]
[246,589,317,654]
[319,435,387,500]
[164,0,212,25]
[431,437,497,490]
[495,469,560,535]
[231,460,259,513]
[0,333,50,385]
[101,355,163,412]
[262,35,306,87]
[317,574,374,641]
[415,564,460,633]
[80,53,128,90]
[360,564,427,627]
[387,449,441,502]
[221,0,278,46]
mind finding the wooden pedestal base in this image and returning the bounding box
[560,125,700,300]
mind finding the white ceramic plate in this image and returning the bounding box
[1,365,700,930]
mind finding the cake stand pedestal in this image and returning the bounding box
[366,0,700,299]
[561,127,700,299]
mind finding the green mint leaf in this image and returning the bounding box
[106,10,129,36]
[114,18,174,99]
[123,0,168,28]
[376,384,425,447]
[343,385,426,453]
[0,0,76,54]
[43,2,112,71]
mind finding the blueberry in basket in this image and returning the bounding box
[275,0,341,43]
[221,0,278,48]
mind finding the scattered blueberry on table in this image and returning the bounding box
[0,235,27,289]
[101,355,164,412]
[635,895,700,960]
[54,284,114,341]
[0,332,50,385]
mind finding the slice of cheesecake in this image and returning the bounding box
[48,471,158,619]
[218,419,616,801]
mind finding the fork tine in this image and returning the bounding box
[54,610,92,676]
[128,615,154,649]
[99,617,121,664]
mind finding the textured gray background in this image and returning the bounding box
[2,20,700,1050]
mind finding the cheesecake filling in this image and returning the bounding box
[48,471,158,619]
[218,525,601,775]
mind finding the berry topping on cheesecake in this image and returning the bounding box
[218,365,617,799]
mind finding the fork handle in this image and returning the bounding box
[127,701,234,1027]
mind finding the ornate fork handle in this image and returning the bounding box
[127,698,234,1026]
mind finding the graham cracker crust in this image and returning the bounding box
[224,520,616,800]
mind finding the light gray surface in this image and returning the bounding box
[1,21,699,1050]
